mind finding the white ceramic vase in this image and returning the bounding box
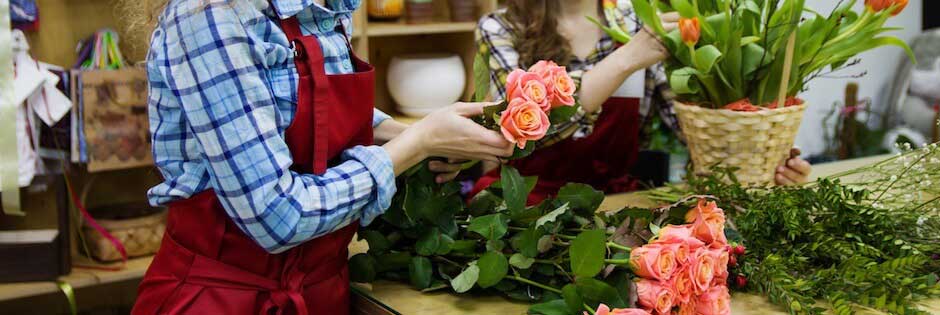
[387,53,466,117]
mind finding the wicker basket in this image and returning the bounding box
[81,209,166,261]
[674,101,807,186]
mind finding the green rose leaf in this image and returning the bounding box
[548,105,577,125]
[501,165,529,213]
[409,256,433,289]
[468,213,510,240]
[473,51,491,103]
[436,234,455,255]
[509,253,535,269]
[486,239,506,252]
[450,240,478,255]
[561,284,584,313]
[468,190,503,217]
[556,183,604,216]
[528,300,570,315]
[376,251,412,272]
[358,230,390,254]
[576,278,627,309]
[450,263,481,293]
[415,228,442,256]
[348,253,377,283]
[477,251,509,288]
[569,229,607,278]
[536,203,570,228]
[511,227,543,258]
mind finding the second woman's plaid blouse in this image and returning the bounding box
[475,6,680,148]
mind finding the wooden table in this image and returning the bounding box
[2,154,937,314]
[353,154,940,314]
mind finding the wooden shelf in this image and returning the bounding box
[366,21,478,37]
[0,255,153,302]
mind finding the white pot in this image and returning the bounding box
[387,53,466,117]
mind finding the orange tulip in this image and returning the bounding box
[679,17,700,46]
[602,0,617,9]
[866,0,908,16]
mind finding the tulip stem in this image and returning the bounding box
[506,276,562,294]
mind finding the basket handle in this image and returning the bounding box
[70,173,129,266]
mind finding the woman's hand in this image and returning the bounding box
[619,12,680,74]
[775,157,812,185]
[383,102,514,175]
[429,158,467,183]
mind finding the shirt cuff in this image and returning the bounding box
[373,108,392,128]
[342,145,396,226]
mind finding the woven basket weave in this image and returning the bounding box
[82,210,166,261]
[674,101,807,186]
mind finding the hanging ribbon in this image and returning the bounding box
[0,0,24,215]
[56,281,78,315]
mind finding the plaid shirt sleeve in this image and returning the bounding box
[153,1,394,254]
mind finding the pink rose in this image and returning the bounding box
[499,98,550,149]
[506,69,551,111]
[695,286,731,315]
[527,60,576,108]
[708,246,730,286]
[656,225,705,251]
[585,304,651,315]
[685,199,727,245]
[659,242,690,266]
[689,248,716,295]
[630,244,678,281]
[669,265,694,304]
[636,279,675,315]
[675,301,697,315]
[549,66,576,107]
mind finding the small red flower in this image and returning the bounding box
[733,245,746,256]
[735,274,748,288]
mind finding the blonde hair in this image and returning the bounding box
[119,0,169,44]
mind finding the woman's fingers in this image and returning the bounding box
[429,160,462,173]
[775,173,795,186]
[661,22,678,32]
[452,102,500,117]
[775,164,806,185]
[787,158,812,177]
[660,12,680,23]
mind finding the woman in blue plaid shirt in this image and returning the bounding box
[471,0,812,204]
[132,0,512,314]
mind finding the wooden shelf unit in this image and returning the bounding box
[350,0,500,115]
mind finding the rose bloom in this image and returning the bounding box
[528,60,576,108]
[585,304,651,315]
[695,286,732,315]
[866,0,908,16]
[675,300,697,315]
[499,98,550,149]
[709,246,730,286]
[678,17,700,45]
[669,266,694,304]
[631,244,678,281]
[689,248,716,295]
[636,279,675,315]
[505,69,551,111]
[656,225,705,248]
[685,199,727,245]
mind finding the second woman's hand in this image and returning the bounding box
[383,102,514,175]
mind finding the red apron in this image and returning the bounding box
[132,13,375,315]
[472,98,642,205]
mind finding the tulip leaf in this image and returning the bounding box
[473,51,491,102]
[477,251,509,288]
[631,0,666,37]
[695,45,723,74]
[569,229,607,278]
[671,0,696,18]
[450,263,480,293]
[669,67,702,94]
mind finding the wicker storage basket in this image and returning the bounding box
[81,208,166,261]
[674,101,807,186]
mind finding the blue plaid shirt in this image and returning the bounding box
[147,0,395,253]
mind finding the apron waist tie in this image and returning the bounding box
[160,232,346,315]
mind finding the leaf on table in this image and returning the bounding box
[409,256,433,289]
[576,278,628,309]
[528,299,571,315]
[569,229,607,278]
[556,183,605,216]
[376,251,412,273]
[509,253,535,269]
[501,165,529,213]
[561,284,584,313]
[358,230,390,254]
[511,226,543,258]
[477,251,509,288]
[468,213,510,240]
[450,263,481,293]
[349,253,377,283]
[536,202,570,228]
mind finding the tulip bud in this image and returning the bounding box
[679,17,700,46]
[866,0,908,16]
[603,0,617,9]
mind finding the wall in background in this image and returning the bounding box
[795,0,923,158]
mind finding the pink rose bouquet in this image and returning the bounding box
[473,60,579,156]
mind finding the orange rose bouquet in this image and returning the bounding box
[473,57,579,157]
